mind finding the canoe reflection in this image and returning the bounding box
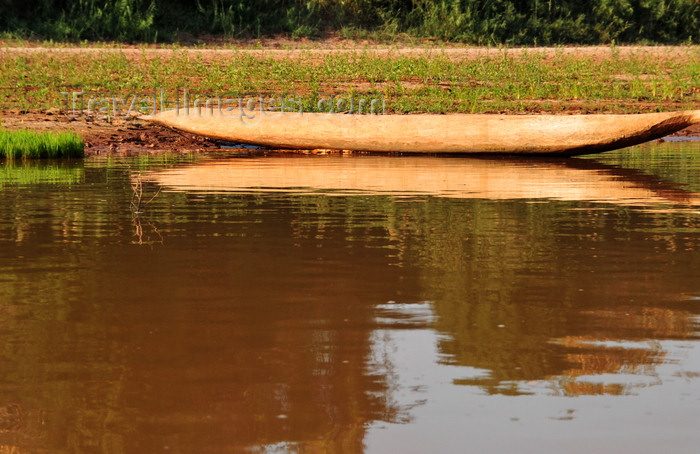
[142,155,699,206]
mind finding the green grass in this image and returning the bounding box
[1,47,698,115]
[0,129,85,159]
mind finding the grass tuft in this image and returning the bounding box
[0,130,85,160]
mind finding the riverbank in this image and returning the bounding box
[0,110,220,155]
[1,44,698,155]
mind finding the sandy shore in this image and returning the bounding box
[1,44,698,64]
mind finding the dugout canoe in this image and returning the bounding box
[142,109,700,155]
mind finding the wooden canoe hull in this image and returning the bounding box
[143,109,700,155]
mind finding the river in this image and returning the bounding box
[0,141,699,453]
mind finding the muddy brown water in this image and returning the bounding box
[0,141,699,453]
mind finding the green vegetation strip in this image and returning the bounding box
[1,48,699,114]
[0,129,84,159]
[0,0,697,44]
